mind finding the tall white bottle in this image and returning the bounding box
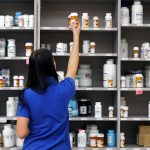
[77,130,87,148]
[7,97,16,117]
[95,102,102,118]
[121,39,128,58]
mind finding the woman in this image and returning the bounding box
[16,24,80,150]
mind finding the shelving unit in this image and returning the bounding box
[0,0,150,150]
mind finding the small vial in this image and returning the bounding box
[13,76,19,87]
[25,43,33,57]
[90,42,96,54]
[19,76,24,87]
[133,47,139,58]
[70,12,79,29]
[108,106,114,118]
[121,76,126,88]
[93,16,99,28]
[105,13,112,28]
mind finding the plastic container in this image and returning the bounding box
[19,75,24,87]
[120,132,125,148]
[3,124,15,147]
[70,12,79,29]
[105,13,112,28]
[133,47,139,58]
[107,130,115,147]
[7,97,16,117]
[82,13,89,29]
[78,65,92,87]
[89,133,97,148]
[97,133,104,148]
[121,7,130,25]
[90,42,96,54]
[23,14,29,28]
[18,15,24,27]
[124,106,129,118]
[93,16,99,28]
[77,130,87,148]
[7,39,16,57]
[29,15,34,28]
[15,12,22,26]
[108,106,114,118]
[83,40,90,53]
[13,76,19,87]
[0,39,6,57]
[95,102,102,118]
[25,42,33,57]
[121,76,126,88]
[136,74,143,88]
[121,39,128,58]
[56,43,64,54]
[103,59,116,88]
[5,15,13,27]
[0,15,5,27]
[132,0,143,25]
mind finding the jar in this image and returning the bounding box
[82,13,89,29]
[29,15,34,28]
[0,76,4,87]
[107,130,115,147]
[68,14,71,28]
[105,13,112,28]
[23,14,29,28]
[7,39,16,57]
[19,75,24,87]
[15,12,22,26]
[69,42,73,53]
[133,47,139,58]
[120,106,125,118]
[3,124,15,148]
[124,106,128,118]
[89,133,97,148]
[13,76,19,87]
[121,76,126,88]
[90,42,96,54]
[83,40,90,53]
[70,12,79,29]
[108,106,114,118]
[97,133,104,148]
[136,74,143,88]
[18,15,24,27]
[78,65,92,87]
[93,16,99,28]
[78,99,91,116]
[120,132,125,148]
[0,15,5,27]
[25,42,33,57]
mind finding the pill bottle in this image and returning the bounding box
[13,76,19,87]
[124,106,128,118]
[56,43,64,54]
[77,130,87,148]
[3,124,15,148]
[25,42,33,57]
[68,14,71,28]
[90,42,96,54]
[120,106,124,118]
[70,42,73,53]
[133,47,139,58]
[29,15,34,28]
[14,97,19,114]
[5,15,12,27]
[95,102,102,118]
[121,76,126,88]
[70,12,79,29]
[120,132,125,148]
[7,39,16,57]
[136,74,143,88]
[7,97,16,117]
[105,13,112,28]
[0,76,4,87]
[19,75,24,87]
[23,14,29,28]
[89,133,97,148]
[121,39,128,58]
[108,106,114,118]
[107,130,115,147]
[82,13,89,29]
[83,40,90,53]
[93,16,99,28]
[18,15,24,27]
[121,7,130,25]
[0,15,5,27]
[15,12,22,26]
[97,133,104,148]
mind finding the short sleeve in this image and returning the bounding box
[16,91,30,118]
[58,77,75,99]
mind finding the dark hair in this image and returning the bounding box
[20,49,58,107]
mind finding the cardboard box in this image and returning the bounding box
[144,134,150,147]
[139,126,150,134]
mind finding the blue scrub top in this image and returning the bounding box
[16,77,75,150]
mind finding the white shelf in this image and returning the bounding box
[122,24,150,29]
[121,58,150,61]
[121,145,150,150]
[53,53,117,57]
[70,117,117,121]
[121,117,150,121]
[76,87,117,91]
[0,27,34,31]
[41,27,117,32]
[0,87,23,90]
[73,147,117,150]
[0,148,22,150]
[0,57,28,60]
[121,88,150,91]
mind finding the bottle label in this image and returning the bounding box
[80,106,87,115]
[90,139,96,147]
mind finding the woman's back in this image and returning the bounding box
[17,77,75,150]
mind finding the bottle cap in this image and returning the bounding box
[93,16,99,20]
[25,43,33,46]
[13,76,19,79]
[19,75,24,80]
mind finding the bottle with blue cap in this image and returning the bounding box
[107,130,116,147]
[15,12,22,26]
